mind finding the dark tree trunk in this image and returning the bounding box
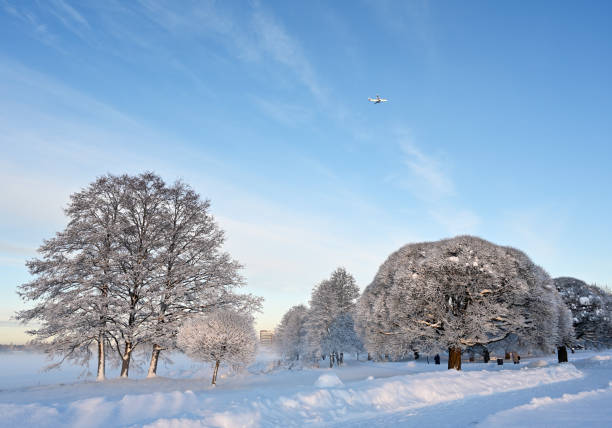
[448,347,462,370]
[504,352,511,360]
[483,349,490,363]
[212,359,220,385]
[558,346,568,363]
[120,342,133,378]
[147,344,163,377]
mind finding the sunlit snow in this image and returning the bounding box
[0,348,611,427]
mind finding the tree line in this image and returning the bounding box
[17,173,262,380]
[276,236,612,370]
[16,175,612,378]
[275,267,364,368]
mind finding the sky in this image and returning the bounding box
[1,0,611,344]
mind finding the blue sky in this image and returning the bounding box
[1,1,611,343]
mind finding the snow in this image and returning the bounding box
[314,373,343,388]
[528,359,549,368]
[0,349,611,427]
[480,382,612,427]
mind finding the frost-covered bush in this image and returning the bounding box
[357,236,574,363]
[555,277,612,348]
[177,310,257,385]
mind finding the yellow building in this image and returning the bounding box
[259,330,275,345]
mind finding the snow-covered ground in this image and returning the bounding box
[0,348,611,427]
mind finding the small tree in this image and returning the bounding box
[320,313,364,362]
[177,310,257,385]
[275,305,308,361]
[305,267,361,366]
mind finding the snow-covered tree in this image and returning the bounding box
[320,313,364,359]
[111,172,167,377]
[305,267,362,366]
[16,175,126,380]
[17,172,262,379]
[357,236,574,369]
[275,305,308,361]
[555,277,612,348]
[145,180,261,377]
[177,310,257,385]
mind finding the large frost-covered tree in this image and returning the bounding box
[357,236,574,370]
[555,277,612,348]
[17,175,126,380]
[177,310,257,385]
[111,173,167,377]
[145,180,261,377]
[17,172,261,379]
[305,267,362,365]
[275,304,308,361]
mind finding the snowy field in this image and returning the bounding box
[0,348,611,427]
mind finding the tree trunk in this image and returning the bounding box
[483,349,490,363]
[504,352,511,360]
[147,344,163,378]
[120,342,133,378]
[212,359,220,385]
[557,346,568,363]
[329,353,333,368]
[96,335,105,381]
[448,347,462,370]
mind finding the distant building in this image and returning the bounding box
[260,330,275,345]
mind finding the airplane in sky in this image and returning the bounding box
[368,95,388,104]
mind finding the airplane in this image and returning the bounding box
[368,94,388,104]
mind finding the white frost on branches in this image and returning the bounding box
[356,236,575,359]
[555,277,612,348]
[275,305,308,361]
[177,310,257,384]
[304,267,363,363]
[16,172,262,380]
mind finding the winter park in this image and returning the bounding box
[1,2,612,428]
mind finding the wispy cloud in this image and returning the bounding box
[430,208,480,236]
[251,10,325,101]
[1,0,65,52]
[390,130,480,236]
[252,96,312,126]
[400,140,455,198]
[364,0,436,61]
[47,0,89,30]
